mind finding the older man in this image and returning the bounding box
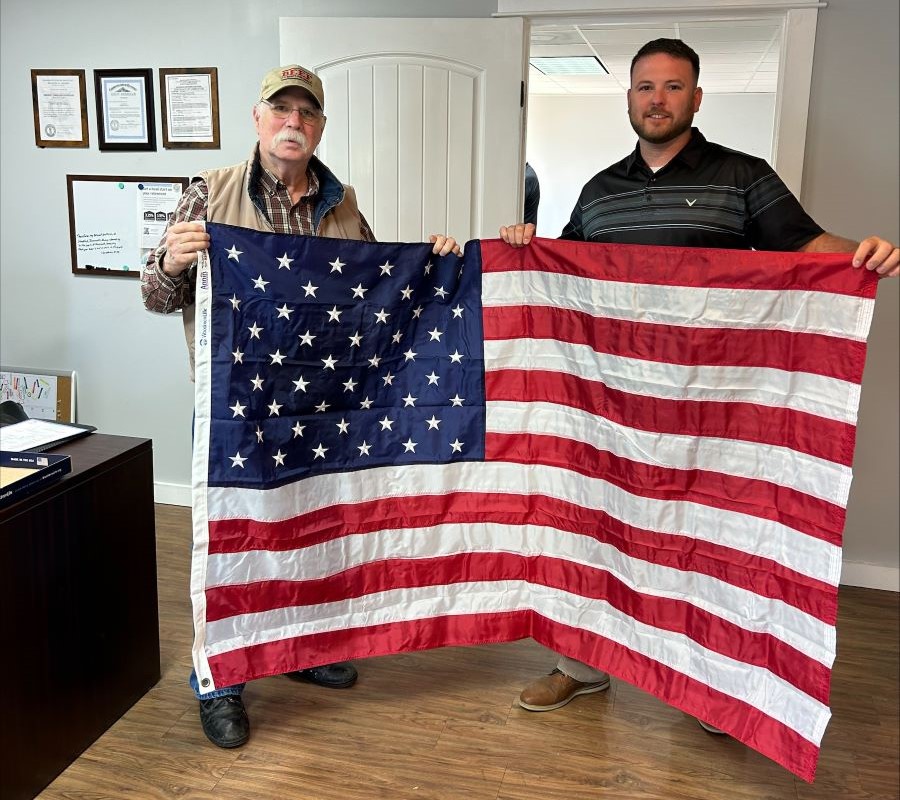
[142,64,458,748]
[500,38,898,728]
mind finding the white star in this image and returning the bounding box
[321,354,338,370]
[336,418,350,435]
[276,303,293,319]
[226,245,242,261]
[229,451,247,468]
[382,372,395,386]
[391,330,403,344]
[357,440,372,456]
[292,422,306,438]
[402,393,417,407]
[450,394,465,407]
[428,327,443,342]
[298,330,316,347]
[452,305,464,318]
[312,443,328,459]
[379,415,394,431]
[426,415,441,430]
[403,348,417,362]
[329,257,345,274]
[229,295,241,310]
[412,305,424,319]
[400,285,414,300]
[256,426,265,443]
[359,396,374,410]
[272,449,286,466]
[402,438,418,453]
[252,274,269,291]
[449,350,464,364]
[292,375,309,393]
[277,253,294,269]
[267,400,283,416]
[379,261,394,276]
[269,350,286,365]
[348,331,363,347]
[434,285,448,299]
[229,400,246,418]
[424,261,433,275]
[327,306,343,323]
[302,280,319,297]
[368,354,382,369]
[250,374,264,391]
[426,371,440,386]
[247,322,263,339]
[374,308,390,324]
[232,348,244,364]
[315,400,330,413]
[343,377,358,392]
[450,439,464,453]
[351,283,368,299]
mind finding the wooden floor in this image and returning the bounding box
[39,505,898,800]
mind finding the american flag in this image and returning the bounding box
[191,222,878,781]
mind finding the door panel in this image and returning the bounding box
[280,17,526,242]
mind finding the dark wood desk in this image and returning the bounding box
[0,434,160,800]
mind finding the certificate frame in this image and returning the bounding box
[159,67,220,149]
[93,69,156,152]
[30,69,89,148]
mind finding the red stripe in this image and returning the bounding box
[483,304,867,384]
[480,237,879,298]
[204,551,830,702]
[207,495,838,623]
[205,611,822,781]
[486,368,857,467]
[488,432,844,539]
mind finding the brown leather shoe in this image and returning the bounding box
[518,668,610,711]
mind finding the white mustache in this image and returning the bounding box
[272,129,309,147]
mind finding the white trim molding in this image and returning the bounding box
[154,481,191,507]
[840,561,900,593]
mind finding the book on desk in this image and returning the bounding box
[0,450,73,507]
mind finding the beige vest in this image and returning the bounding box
[182,158,366,377]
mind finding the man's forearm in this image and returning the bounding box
[799,232,859,254]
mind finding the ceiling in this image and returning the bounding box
[529,19,782,96]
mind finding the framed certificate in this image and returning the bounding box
[159,67,220,149]
[30,69,89,148]
[93,68,156,152]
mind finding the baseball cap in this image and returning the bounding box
[259,64,324,110]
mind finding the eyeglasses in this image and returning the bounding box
[261,99,325,124]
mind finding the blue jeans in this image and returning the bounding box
[190,668,245,700]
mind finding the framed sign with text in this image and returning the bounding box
[159,67,220,149]
[31,69,89,148]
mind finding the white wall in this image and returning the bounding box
[526,92,775,237]
[801,0,899,588]
[0,0,496,504]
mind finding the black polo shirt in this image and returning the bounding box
[559,128,823,251]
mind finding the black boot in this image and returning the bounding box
[199,695,250,748]
[284,661,358,688]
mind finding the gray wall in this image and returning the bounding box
[801,0,900,579]
[1,0,896,580]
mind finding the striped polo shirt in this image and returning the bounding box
[560,128,823,251]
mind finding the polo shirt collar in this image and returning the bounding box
[625,127,708,175]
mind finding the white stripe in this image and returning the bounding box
[484,337,860,425]
[483,271,873,341]
[486,400,851,506]
[203,580,830,744]
[206,461,842,585]
[205,522,835,666]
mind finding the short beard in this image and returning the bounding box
[628,109,693,145]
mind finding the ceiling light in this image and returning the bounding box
[529,56,608,76]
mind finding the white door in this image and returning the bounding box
[280,17,526,243]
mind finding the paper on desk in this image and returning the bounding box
[0,418,94,452]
